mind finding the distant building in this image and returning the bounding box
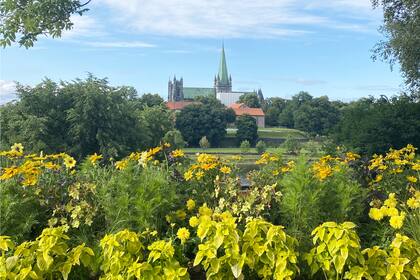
[229,103,265,128]
[166,100,198,112]
[167,45,263,107]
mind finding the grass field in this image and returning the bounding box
[226,127,308,139]
[183,147,283,154]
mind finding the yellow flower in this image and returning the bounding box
[386,207,399,217]
[412,163,420,171]
[255,153,270,165]
[384,193,397,208]
[88,153,103,165]
[201,163,217,170]
[195,170,204,180]
[175,210,186,220]
[63,156,76,169]
[164,143,171,148]
[198,204,213,217]
[220,166,231,174]
[407,176,418,183]
[115,160,128,170]
[186,199,196,211]
[11,143,24,154]
[184,170,193,181]
[189,216,199,227]
[22,175,37,186]
[389,212,406,229]
[369,208,384,221]
[44,162,59,170]
[177,227,190,244]
[407,197,419,209]
[373,174,383,183]
[345,152,360,162]
[0,166,19,180]
[171,149,185,158]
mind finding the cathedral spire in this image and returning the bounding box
[218,44,229,85]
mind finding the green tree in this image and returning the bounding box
[138,93,164,107]
[238,93,261,108]
[162,130,186,149]
[236,115,258,146]
[255,140,267,154]
[140,105,173,147]
[175,103,228,147]
[240,140,251,153]
[293,96,340,135]
[225,108,236,124]
[372,0,420,91]
[263,97,288,127]
[0,75,151,159]
[0,0,91,48]
[332,94,420,154]
[199,136,210,149]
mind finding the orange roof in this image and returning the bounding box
[166,101,197,110]
[228,103,265,116]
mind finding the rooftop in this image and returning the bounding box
[229,103,265,116]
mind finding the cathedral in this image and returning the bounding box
[167,45,264,106]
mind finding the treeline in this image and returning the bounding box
[0,75,174,159]
[2,76,419,156]
[241,91,420,154]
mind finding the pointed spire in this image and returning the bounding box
[218,44,229,85]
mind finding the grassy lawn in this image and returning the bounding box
[184,147,284,154]
[226,127,308,139]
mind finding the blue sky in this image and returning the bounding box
[0,0,405,104]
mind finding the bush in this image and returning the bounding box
[240,140,251,153]
[282,136,301,154]
[199,136,210,149]
[96,166,180,233]
[162,129,186,148]
[255,140,266,154]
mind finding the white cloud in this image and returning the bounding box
[0,80,17,104]
[61,15,105,39]
[84,41,156,48]
[98,0,380,38]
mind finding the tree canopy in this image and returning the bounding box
[372,0,420,92]
[0,75,173,159]
[238,93,261,108]
[332,94,420,154]
[175,103,230,147]
[0,0,91,48]
[236,115,258,146]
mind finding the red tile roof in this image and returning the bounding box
[166,101,197,110]
[228,103,265,116]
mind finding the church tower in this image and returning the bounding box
[168,76,184,101]
[214,44,232,93]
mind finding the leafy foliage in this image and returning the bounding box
[0,0,91,48]
[238,93,261,108]
[175,103,229,147]
[0,75,165,159]
[372,0,420,92]
[332,95,420,154]
[256,140,267,154]
[0,143,419,279]
[236,115,258,146]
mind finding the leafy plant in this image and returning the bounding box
[0,227,94,279]
[240,140,251,154]
[256,140,267,154]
